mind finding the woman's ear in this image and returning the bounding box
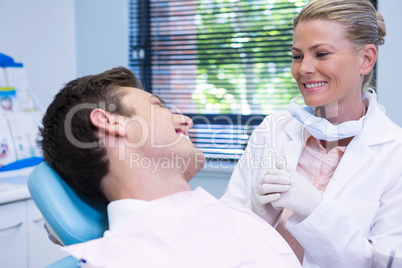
[360,44,377,75]
[90,109,126,137]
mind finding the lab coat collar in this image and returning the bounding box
[326,97,396,196]
[360,91,395,146]
[283,93,396,197]
[284,91,394,147]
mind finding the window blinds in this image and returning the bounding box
[128,0,376,160]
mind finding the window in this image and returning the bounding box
[129,0,377,160]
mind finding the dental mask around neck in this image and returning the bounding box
[287,89,377,141]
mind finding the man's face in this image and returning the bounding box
[118,87,205,180]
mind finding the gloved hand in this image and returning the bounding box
[271,169,323,220]
[251,167,291,226]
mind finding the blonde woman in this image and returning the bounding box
[222,0,402,267]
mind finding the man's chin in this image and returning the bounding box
[183,150,206,181]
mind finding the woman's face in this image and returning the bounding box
[291,19,364,108]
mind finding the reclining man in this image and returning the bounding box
[39,67,300,267]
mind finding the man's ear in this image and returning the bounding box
[90,109,126,137]
[360,44,377,75]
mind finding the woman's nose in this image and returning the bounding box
[298,57,316,75]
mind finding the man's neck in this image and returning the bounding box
[101,159,192,202]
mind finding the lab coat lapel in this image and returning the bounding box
[284,119,304,170]
[325,134,373,197]
[325,106,395,197]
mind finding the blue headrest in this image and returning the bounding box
[28,161,108,245]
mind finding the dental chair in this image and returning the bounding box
[27,161,109,267]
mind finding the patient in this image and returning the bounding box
[39,67,300,267]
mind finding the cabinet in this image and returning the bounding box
[27,199,68,267]
[0,197,68,267]
[0,201,28,267]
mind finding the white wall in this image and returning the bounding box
[0,0,76,110]
[377,0,402,127]
[75,0,129,77]
[0,0,129,109]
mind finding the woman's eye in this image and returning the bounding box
[316,52,329,58]
[292,55,302,60]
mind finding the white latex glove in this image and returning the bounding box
[271,170,323,220]
[251,168,291,226]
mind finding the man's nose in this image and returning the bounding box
[174,114,193,130]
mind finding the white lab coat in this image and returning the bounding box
[222,92,402,267]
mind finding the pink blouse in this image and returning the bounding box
[276,131,347,264]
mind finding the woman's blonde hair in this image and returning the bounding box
[293,0,386,88]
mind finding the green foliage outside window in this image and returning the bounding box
[192,0,307,115]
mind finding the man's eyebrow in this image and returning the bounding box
[149,94,167,105]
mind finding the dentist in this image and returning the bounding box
[222,0,402,267]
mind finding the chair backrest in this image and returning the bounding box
[28,161,108,246]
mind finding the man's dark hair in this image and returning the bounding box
[39,67,143,204]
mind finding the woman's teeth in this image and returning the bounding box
[305,82,327,88]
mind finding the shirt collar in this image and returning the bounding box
[303,129,347,154]
[107,199,149,231]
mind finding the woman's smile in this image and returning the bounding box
[303,81,328,92]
